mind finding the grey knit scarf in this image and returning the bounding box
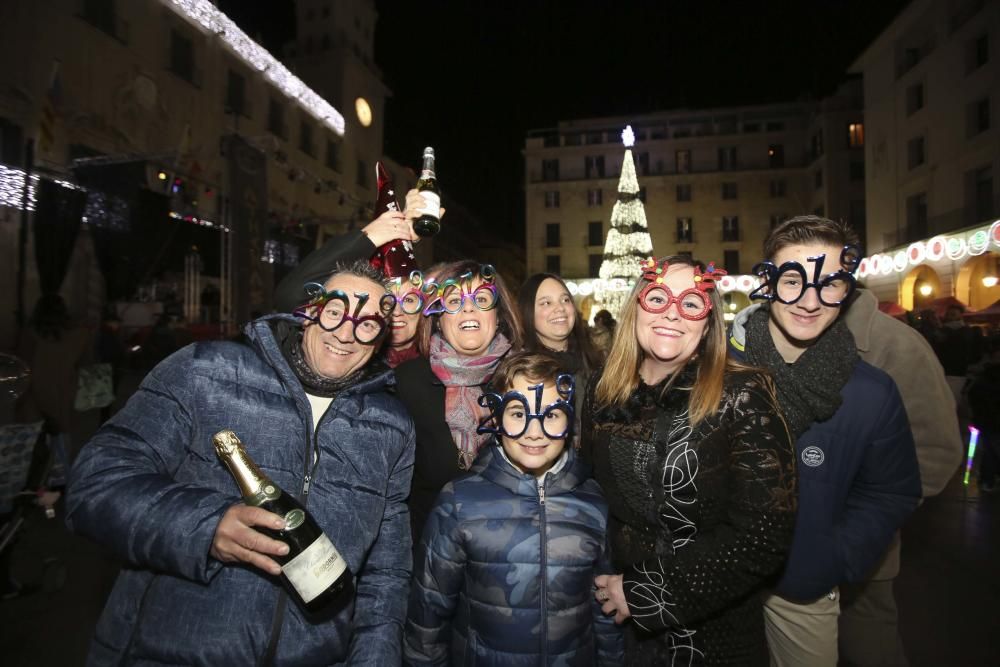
[744,307,857,438]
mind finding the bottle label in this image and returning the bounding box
[282,533,347,604]
[283,509,305,530]
[419,191,440,218]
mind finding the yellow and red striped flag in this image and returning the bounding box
[38,61,62,156]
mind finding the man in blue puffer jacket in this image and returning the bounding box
[405,352,623,666]
[66,261,415,666]
[728,216,921,667]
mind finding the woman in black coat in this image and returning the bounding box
[394,259,523,540]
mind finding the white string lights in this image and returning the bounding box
[164,0,345,136]
[857,220,1000,278]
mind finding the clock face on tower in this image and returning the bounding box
[355,97,373,127]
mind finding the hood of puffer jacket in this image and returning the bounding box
[477,438,592,499]
[727,302,765,353]
[244,314,396,400]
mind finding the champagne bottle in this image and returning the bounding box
[413,146,441,237]
[369,161,418,278]
[213,430,349,612]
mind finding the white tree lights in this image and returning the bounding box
[594,125,653,318]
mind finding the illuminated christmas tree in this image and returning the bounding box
[595,125,653,318]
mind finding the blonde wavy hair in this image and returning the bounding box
[593,255,752,425]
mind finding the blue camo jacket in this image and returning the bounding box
[65,315,415,666]
[404,444,624,666]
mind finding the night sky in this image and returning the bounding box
[220,0,911,242]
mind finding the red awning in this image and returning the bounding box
[877,301,907,318]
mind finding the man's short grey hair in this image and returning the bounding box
[325,259,388,288]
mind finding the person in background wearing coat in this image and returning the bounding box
[274,188,432,368]
[394,260,523,542]
[66,260,415,666]
[16,293,93,470]
[838,283,962,666]
[589,309,616,358]
[518,272,601,446]
[728,216,922,667]
[405,352,623,665]
[585,256,797,665]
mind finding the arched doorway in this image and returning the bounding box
[901,265,942,311]
[956,251,1000,311]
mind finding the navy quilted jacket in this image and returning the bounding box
[404,444,624,666]
[66,315,415,666]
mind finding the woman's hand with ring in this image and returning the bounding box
[594,573,631,624]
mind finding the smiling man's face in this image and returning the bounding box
[300,273,384,379]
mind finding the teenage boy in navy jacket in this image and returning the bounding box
[728,216,921,667]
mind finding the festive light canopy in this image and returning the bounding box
[857,220,1000,278]
[164,0,345,135]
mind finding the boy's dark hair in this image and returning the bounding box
[763,215,860,264]
[491,351,567,394]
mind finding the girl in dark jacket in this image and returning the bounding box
[585,256,798,666]
[395,260,523,540]
[519,273,601,446]
[406,352,623,666]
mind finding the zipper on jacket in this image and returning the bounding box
[538,476,548,664]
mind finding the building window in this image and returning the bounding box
[588,253,602,278]
[907,136,926,169]
[83,0,121,40]
[588,221,603,246]
[815,169,824,189]
[542,158,559,181]
[769,214,786,229]
[544,191,560,208]
[721,182,738,200]
[0,117,24,167]
[326,139,340,171]
[636,151,650,176]
[587,188,603,206]
[546,254,561,274]
[169,29,196,84]
[676,184,692,202]
[768,144,785,168]
[722,216,740,242]
[906,83,924,116]
[723,250,740,274]
[676,217,693,243]
[906,192,928,240]
[850,200,866,233]
[586,131,602,145]
[564,133,581,146]
[967,97,991,137]
[225,70,246,116]
[766,121,785,132]
[848,123,865,148]
[770,179,786,198]
[299,119,315,156]
[267,99,286,138]
[814,205,825,217]
[545,223,560,248]
[676,149,691,174]
[811,130,824,158]
[585,155,606,178]
[969,165,994,223]
[356,159,368,187]
[850,161,865,181]
[321,34,331,50]
[967,33,989,73]
[718,146,738,170]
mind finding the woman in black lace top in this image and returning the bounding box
[583,256,797,666]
